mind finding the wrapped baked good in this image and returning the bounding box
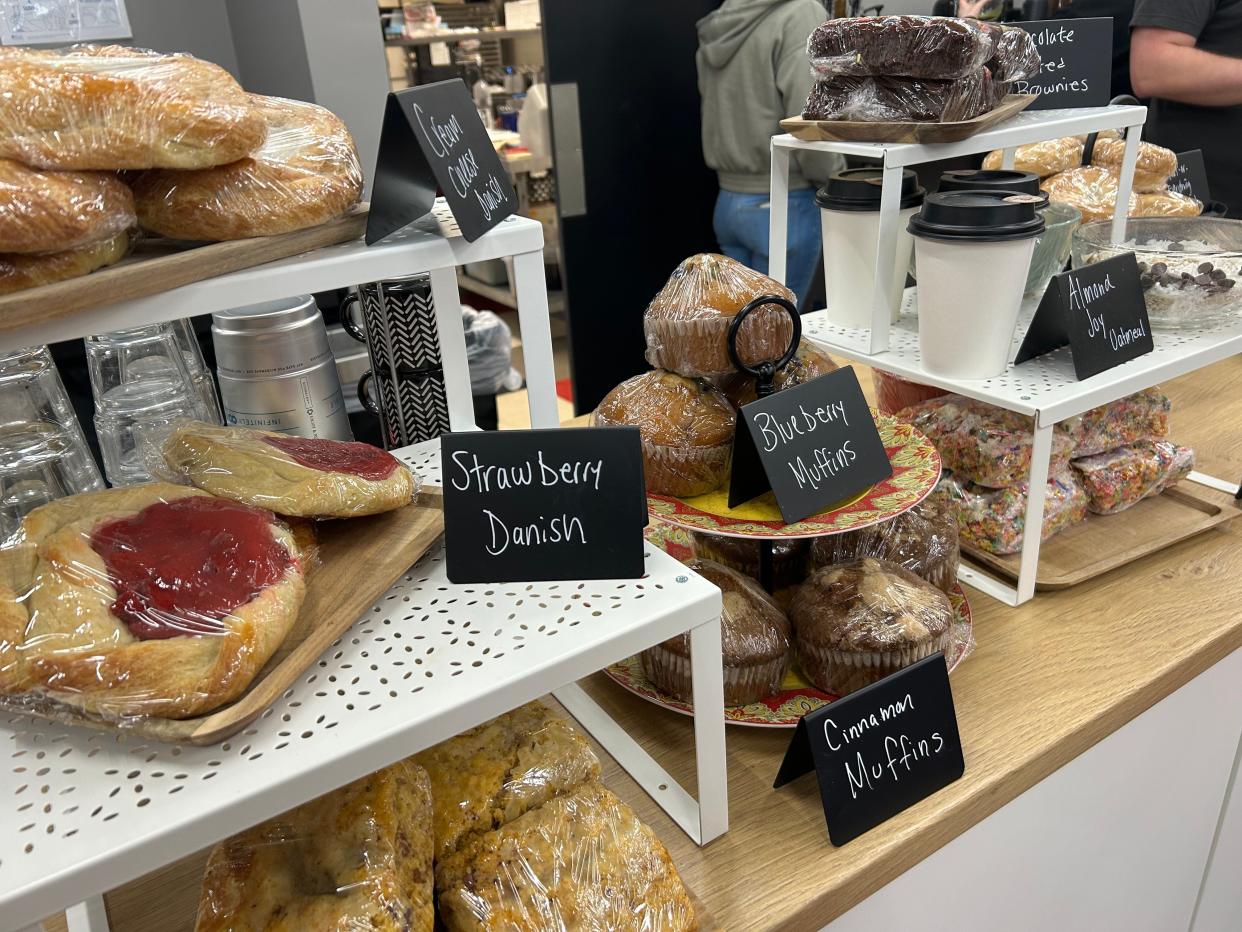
[642,559,792,705]
[807,16,993,80]
[981,22,1042,83]
[162,422,418,518]
[713,339,837,408]
[1072,440,1194,515]
[413,702,600,862]
[983,137,1084,178]
[896,394,1074,488]
[803,70,999,123]
[690,532,808,591]
[809,495,959,594]
[873,369,949,416]
[1043,166,1202,223]
[942,468,1088,555]
[0,483,307,719]
[789,557,953,697]
[1135,190,1203,218]
[1061,387,1171,458]
[133,95,363,241]
[436,781,697,932]
[593,370,735,497]
[1090,138,1178,193]
[0,231,128,295]
[194,760,434,932]
[643,254,797,378]
[0,159,134,254]
[0,45,266,170]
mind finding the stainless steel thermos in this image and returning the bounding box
[211,295,353,441]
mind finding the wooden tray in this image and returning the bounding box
[20,487,444,745]
[0,203,368,338]
[781,93,1036,144]
[963,483,1241,590]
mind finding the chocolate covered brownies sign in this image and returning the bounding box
[1011,18,1112,110]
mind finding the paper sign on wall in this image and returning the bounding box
[1,0,131,44]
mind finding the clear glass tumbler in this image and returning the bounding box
[86,323,218,424]
[93,378,201,487]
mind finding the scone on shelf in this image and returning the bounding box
[0,159,135,254]
[0,231,129,295]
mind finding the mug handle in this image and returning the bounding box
[341,293,367,344]
[357,370,381,416]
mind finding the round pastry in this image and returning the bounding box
[641,559,791,705]
[133,95,363,241]
[714,340,838,409]
[0,231,128,295]
[690,531,808,592]
[0,159,135,254]
[594,370,734,497]
[1043,166,1203,223]
[982,136,1083,178]
[162,423,417,518]
[1090,137,1177,193]
[790,557,953,697]
[0,45,266,170]
[0,483,306,719]
[643,254,797,378]
[1134,189,1202,218]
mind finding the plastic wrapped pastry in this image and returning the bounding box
[0,159,134,254]
[0,46,266,170]
[413,702,601,863]
[1060,387,1171,458]
[983,136,1084,178]
[809,494,959,594]
[713,339,837,408]
[1042,166,1202,223]
[1090,137,1178,193]
[896,394,1074,488]
[981,22,1043,83]
[941,469,1088,555]
[0,231,128,295]
[789,557,953,697]
[194,760,434,932]
[807,16,994,80]
[133,95,363,241]
[642,559,792,705]
[873,369,949,416]
[436,781,697,932]
[643,254,797,378]
[690,532,808,591]
[1072,440,1194,515]
[803,70,999,123]
[0,483,307,720]
[593,370,735,497]
[162,422,418,518]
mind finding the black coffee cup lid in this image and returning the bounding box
[815,168,925,212]
[908,190,1046,243]
[938,168,1050,209]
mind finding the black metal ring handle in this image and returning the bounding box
[726,294,802,399]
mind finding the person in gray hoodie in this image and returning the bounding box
[696,0,841,308]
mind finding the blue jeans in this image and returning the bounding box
[713,187,820,310]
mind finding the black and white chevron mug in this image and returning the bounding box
[341,274,452,448]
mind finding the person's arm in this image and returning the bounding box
[1131,27,1242,105]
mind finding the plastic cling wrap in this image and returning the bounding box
[713,339,837,408]
[162,422,419,519]
[0,159,135,254]
[1062,387,1171,458]
[133,95,363,241]
[593,371,735,497]
[1090,138,1178,193]
[982,22,1042,83]
[643,254,797,378]
[642,559,792,706]
[983,137,1084,178]
[0,45,266,170]
[1072,440,1194,515]
[789,557,953,698]
[1043,166,1202,223]
[412,702,601,863]
[942,469,1088,555]
[0,230,128,295]
[194,760,434,932]
[873,369,949,416]
[803,70,998,123]
[807,16,993,79]
[690,532,808,591]
[0,483,308,720]
[896,394,1074,488]
[435,781,698,932]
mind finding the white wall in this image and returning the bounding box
[118,0,240,75]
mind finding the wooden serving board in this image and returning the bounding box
[0,204,368,338]
[963,483,1241,590]
[23,487,445,746]
[781,93,1036,144]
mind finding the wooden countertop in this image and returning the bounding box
[45,359,1242,932]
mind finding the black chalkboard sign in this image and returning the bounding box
[727,366,893,524]
[441,427,647,583]
[1011,18,1112,110]
[367,78,517,244]
[774,653,964,846]
[1168,150,1211,204]
[1015,252,1153,380]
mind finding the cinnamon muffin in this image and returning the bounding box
[714,340,838,409]
[594,370,734,497]
[790,557,953,697]
[690,531,808,592]
[643,253,797,378]
[642,559,792,705]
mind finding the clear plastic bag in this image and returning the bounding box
[788,556,954,697]
[161,421,419,519]
[873,369,949,416]
[436,781,698,932]
[593,371,735,498]
[1043,166,1202,223]
[195,759,435,932]
[690,531,809,591]
[896,394,1075,488]
[412,701,601,863]
[803,70,999,123]
[0,158,134,254]
[132,94,362,241]
[1062,387,1171,458]
[713,339,837,408]
[1072,440,1194,515]
[941,468,1088,554]
[983,136,1084,178]
[0,230,128,295]
[807,16,994,80]
[0,45,266,170]
[1090,138,1178,193]
[642,558,792,706]
[463,306,520,394]
[0,482,309,720]
[643,254,796,378]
